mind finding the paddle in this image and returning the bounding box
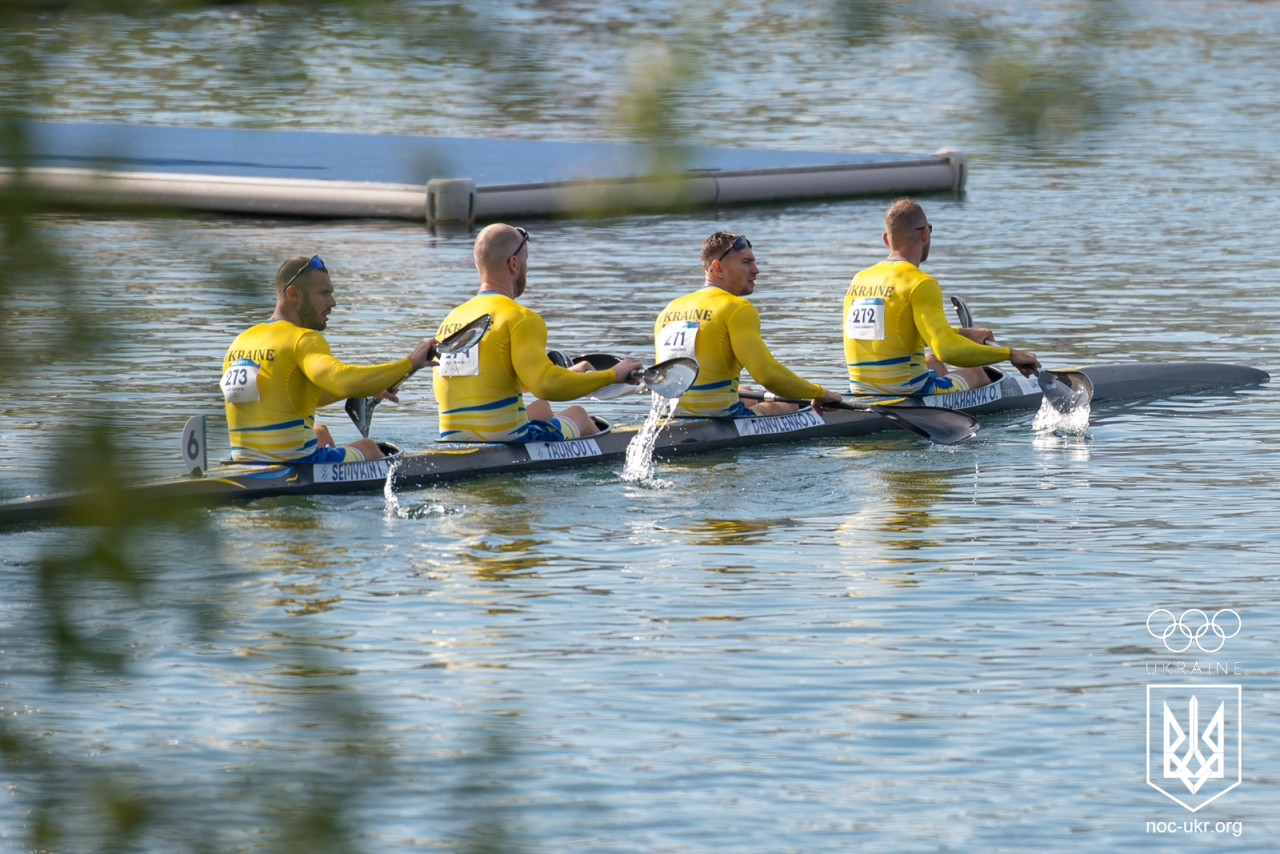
[949,295,1093,414]
[739,390,979,445]
[345,313,493,438]
[572,354,700,400]
[637,357,699,399]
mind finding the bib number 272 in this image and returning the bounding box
[844,297,885,341]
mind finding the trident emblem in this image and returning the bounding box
[1163,695,1224,794]
[1147,685,1242,811]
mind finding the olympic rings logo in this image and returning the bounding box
[1147,609,1242,653]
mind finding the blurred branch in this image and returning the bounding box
[836,0,1128,144]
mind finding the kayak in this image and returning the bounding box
[0,361,1267,528]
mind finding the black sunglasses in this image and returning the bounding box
[283,255,326,289]
[716,234,751,262]
[511,227,530,259]
[914,223,933,233]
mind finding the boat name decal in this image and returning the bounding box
[923,383,1002,409]
[315,458,393,483]
[733,409,824,437]
[526,438,603,461]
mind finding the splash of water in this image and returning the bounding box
[382,456,450,518]
[622,394,678,484]
[382,456,402,515]
[1032,397,1091,435]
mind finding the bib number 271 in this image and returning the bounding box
[656,320,699,361]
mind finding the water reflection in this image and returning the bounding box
[834,459,974,555]
[462,537,552,581]
[681,516,801,547]
[431,484,559,579]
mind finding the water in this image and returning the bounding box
[3,2,1280,851]
[622,394,678,484]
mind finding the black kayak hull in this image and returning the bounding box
[0,361,1267,528]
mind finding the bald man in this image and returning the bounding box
[433,224,641,442]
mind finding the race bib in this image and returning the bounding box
[438,345,480,377]
[656,320,699,361]
[220,358,261,403]
[844,297,885,340]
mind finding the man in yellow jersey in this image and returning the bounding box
[433,224,642,442]
[843,198,1040,395]
[654,231,842,417]
[221,254,437,462]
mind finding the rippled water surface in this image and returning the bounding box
[3,2,1280,851]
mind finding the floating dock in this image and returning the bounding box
[2,121,967,224]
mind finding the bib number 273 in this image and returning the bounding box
[220,358,261,403]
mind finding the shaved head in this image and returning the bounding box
[473,222,530,298]
[474,223,527,272]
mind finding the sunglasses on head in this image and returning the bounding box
[716,234,751,262]
[284,255,326,289]
[511,227,530,259]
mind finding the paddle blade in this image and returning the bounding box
[1037,369,1092,413]
[640,357,699,399]
[871,402,979,445]
[437,313,492,355]
[588,381,636,400]
[574,354,632,399]
[572,352,622,371]
[345,396,374,438]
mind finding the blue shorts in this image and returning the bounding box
[674,400,768,418]
[918,372,971,395]
[724,400,766,418]
[291,445,365,464]
[516,416,581,442]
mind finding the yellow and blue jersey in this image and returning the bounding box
[433,293,615,442]
[653,285,826,417]
[843,260,1010,395]
[221,319,410,461]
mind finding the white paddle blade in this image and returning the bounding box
[641,357,699,399]
[182,415,207,476]
[588,382,637,400]
[437,313,492,355]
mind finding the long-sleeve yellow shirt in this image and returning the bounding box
[221,319,410,461]
[843,260,1010,395]
[433,292,615,441]
[654,285,826,417]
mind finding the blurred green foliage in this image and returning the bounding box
[837,0,1128,144]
